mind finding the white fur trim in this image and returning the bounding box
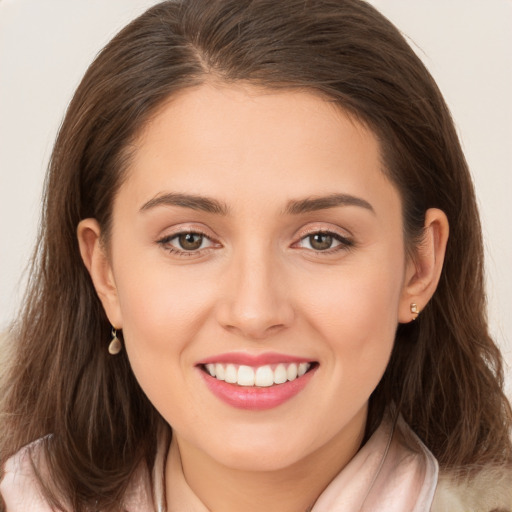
[432,467,512,512]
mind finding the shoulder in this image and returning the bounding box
[1,438,157,512]
[431,465,512,512]
[0,439,55,511]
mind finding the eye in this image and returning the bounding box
[175,232,207,251]
[296,231,353,252]
[157,231,216,254]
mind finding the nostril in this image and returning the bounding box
[221,321,287,341]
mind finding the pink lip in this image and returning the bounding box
[198,362,317,411]
[196,352,312,366]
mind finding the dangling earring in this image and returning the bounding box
[410,303,420,320]
[108,327,122,355]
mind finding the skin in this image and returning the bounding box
[78,83,448,512]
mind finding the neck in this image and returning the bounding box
[166,408,367,512]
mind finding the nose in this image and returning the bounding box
[215,246,294,340]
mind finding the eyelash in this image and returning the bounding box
[157,229,354,257]
[157,229,217,257]
[294,230,354,254]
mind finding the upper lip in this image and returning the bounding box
[196,352,315,367]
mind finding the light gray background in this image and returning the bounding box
[1,0,511,392]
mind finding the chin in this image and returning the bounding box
[198,427,319,472]
[215,447,306,473]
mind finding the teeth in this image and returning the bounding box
[204,362,312,387]
[274,364,288,384]
[238,365,255,386]
[255,366,274,387]
[225,364,237,384]
[215,363,225,380]
[298,362,309,377]
[287,363,298,381]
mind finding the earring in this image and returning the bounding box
[410,303,420,320]
[108,327,122,355]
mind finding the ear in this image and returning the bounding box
[77,218,123,328]
[398,208,449,323]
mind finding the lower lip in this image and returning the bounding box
[199,366,317,410]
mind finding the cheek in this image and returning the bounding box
[112,267,215,427]
[306,256,403,326]
[110,253,216,400]
[301,255,404,383]
[113,250,214,343]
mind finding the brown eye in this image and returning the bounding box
[309,233,334,251]
[295,230,353,253]
[158,230,217,255]
[178,233,204,250]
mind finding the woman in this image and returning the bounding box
[1,0,511,510]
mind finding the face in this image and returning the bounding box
[90,84,414,472]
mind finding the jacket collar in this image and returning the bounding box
[130,411,438,512]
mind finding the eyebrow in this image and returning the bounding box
[284,193,375,215]
[140,193,229,215]
[139,192,374,216]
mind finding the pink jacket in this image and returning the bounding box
[1,414,438,511]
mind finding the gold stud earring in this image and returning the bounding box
[108,327,122,355]
[410,303,420,320]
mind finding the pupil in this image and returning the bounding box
[310,233,332,250]
[179,233,203,250]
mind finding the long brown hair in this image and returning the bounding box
[1,0,511,509]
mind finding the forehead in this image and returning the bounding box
[119,83,400,218]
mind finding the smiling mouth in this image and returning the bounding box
[200,362,317,387]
